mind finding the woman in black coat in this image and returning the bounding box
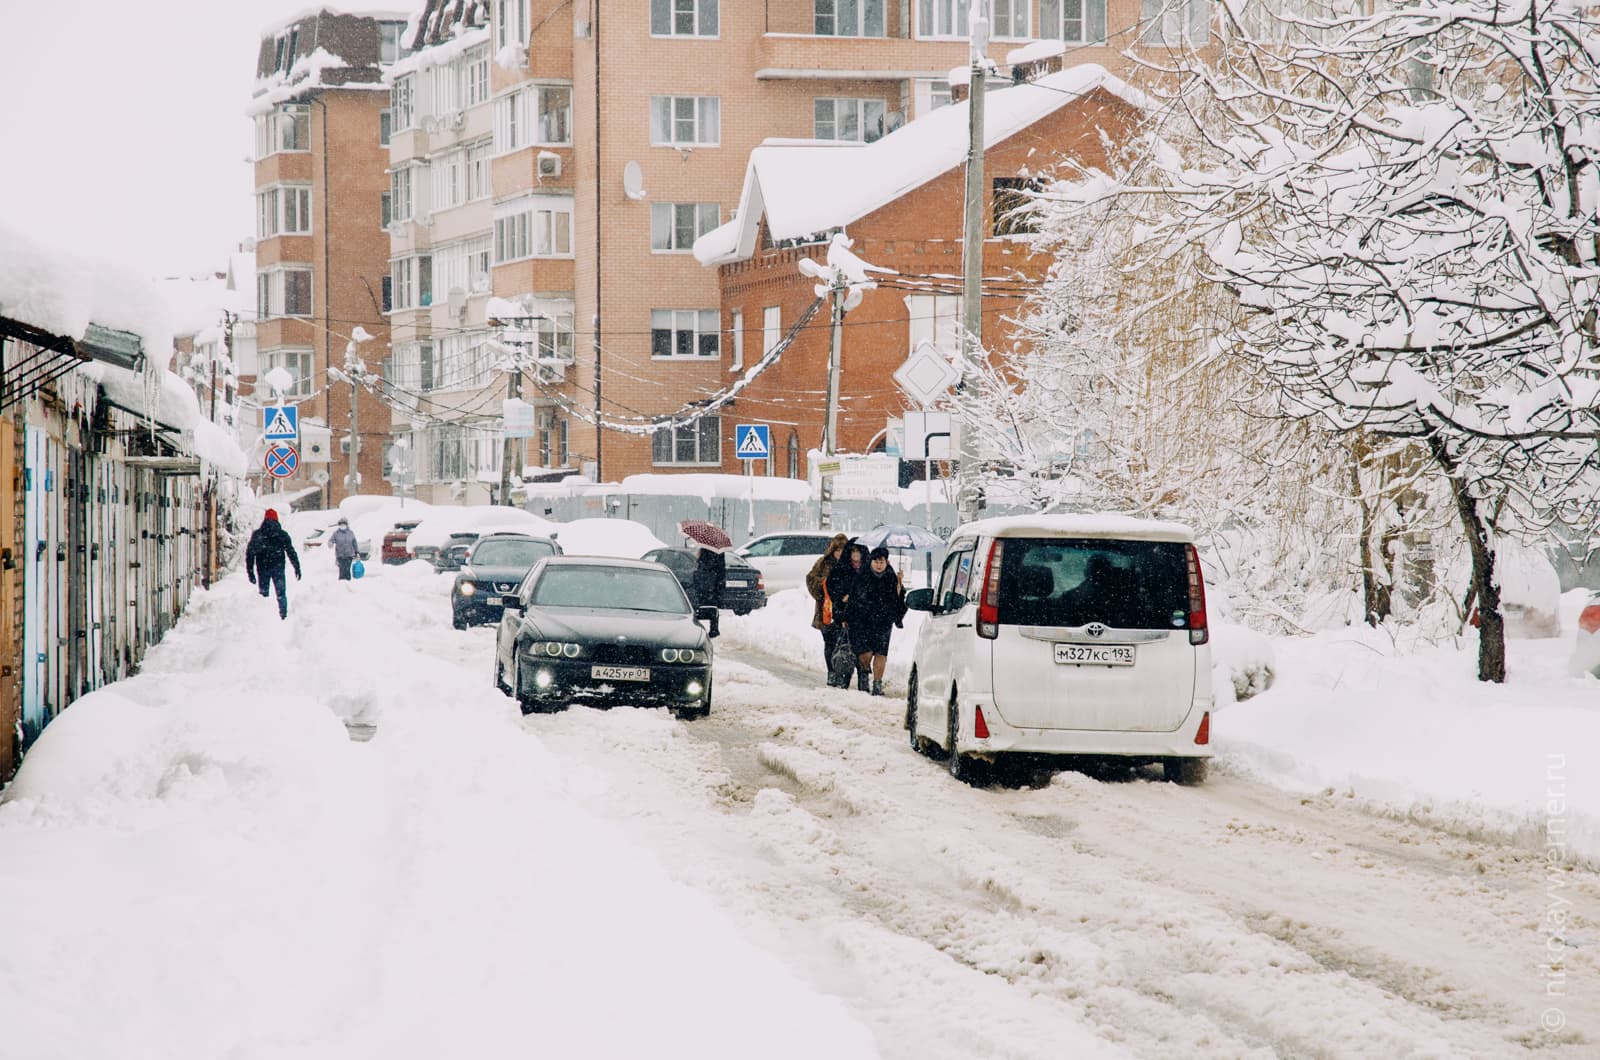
[841,546,906,695]
[824,542,867,687]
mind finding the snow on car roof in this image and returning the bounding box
[952,513,1196,543]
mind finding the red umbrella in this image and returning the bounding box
[679,519,733,552]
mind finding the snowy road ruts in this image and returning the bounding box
[524,643,1599,1059]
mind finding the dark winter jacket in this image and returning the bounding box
[842,564,906,634]
[246,520,302,581]
[689,549,726,609]
[805,533,852,629]
[824,545,868,625]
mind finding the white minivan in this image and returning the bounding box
[904,514,1213,784]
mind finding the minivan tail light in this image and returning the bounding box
[1194,711,1211,745]
[973,705,990,740]
[977,539,1004,639]
[1581,602,1600,635]
[1184,544,1209,646]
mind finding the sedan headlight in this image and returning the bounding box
[660,647,707,664]
[530,641,584,659]
[457,581,475,597]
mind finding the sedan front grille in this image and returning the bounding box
[590,643,656,666]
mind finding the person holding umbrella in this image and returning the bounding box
[680,520,732,638]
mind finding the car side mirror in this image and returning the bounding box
[904,588,933,612]
[694,605,719,624]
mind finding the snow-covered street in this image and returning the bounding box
[1,557,1595,1058]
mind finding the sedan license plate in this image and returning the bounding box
[1054,643,1134,666]
[591,664,650,682]
[726,578,750,587]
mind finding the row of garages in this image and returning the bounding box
[0,315,224,784]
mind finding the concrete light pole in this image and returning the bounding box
[343,326,373,500]
[956,15,990,525]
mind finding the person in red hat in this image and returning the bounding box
[245,508,302,619]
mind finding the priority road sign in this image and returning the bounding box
[734,423,770,461]
[263,404,299,441]
[264,443,300,479]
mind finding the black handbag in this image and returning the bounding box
[828,627,856,686]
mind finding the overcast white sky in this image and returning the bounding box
[0,1,386,279]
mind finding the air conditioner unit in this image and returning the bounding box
[537,154,562,179]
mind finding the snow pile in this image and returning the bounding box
[548,518,666,558]
[405,505,560,552]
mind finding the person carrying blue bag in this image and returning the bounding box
[328,516,360,581]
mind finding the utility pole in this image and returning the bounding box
[956,15,990,525]
[592,313,603,482]
[820,281,845,531]
[347,341,360,500]
[500,360,521,506]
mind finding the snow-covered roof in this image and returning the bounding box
[160,270,253,339]
[79,362,201,434]
[0,221,176,373]
[386,24,489,81]
[694,64,1147,267]
[952,513,1196,543]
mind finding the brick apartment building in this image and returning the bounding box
[250,10,403,506]
[694,64,1144,474]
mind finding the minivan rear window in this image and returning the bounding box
[996,538,1191,630]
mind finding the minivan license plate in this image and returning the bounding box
[591,665,650,682]
[1054,644,1134,666]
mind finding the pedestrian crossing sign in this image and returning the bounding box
[735,423,770,460]
[263,404,299,441]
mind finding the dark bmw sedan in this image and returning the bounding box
[639,546,767,615]
[451,532,562,628]
[493,556,716,718]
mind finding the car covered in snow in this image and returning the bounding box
[493,555,716,717]
[451,532,562,628]
[903,514,1214,785]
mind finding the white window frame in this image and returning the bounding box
[494,196,575,263]
[990,0,1029,39]
[916,0,971,38]
[650,96,720,147]
[465,45,491,105]
[390,255,432,313]
[1140,0,1209,45]
[433,148,466,212]
[813,97,888,142]
[529,300,577,362]
[257,267,315,320]
[913,78,954,117]
[390,165,416,223]
[650,202,720,253]
[379,21,410,65]
[496,0,529,50]
[253,105,309,159]
[467,140,493,200]
[763,306,781,355]
[495,85,573,154]
[650,0,719,38]
[814,0,887,37]
[906,293,963,355]
[651,309,721,359]
[391,75,416,132]
[439,235,494,296]
[260,347,316,399]
[730,308,744,371]
[1038,0,1107,42]
[435,331,496,391]
[379,108,393,146]
[256,184,313,238]
[536,85,572,145]
[651,415,722,466]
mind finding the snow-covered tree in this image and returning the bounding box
[1058,0,1600,680]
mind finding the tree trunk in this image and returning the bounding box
[1351,439,1391,626]
[1428,437,1505,682]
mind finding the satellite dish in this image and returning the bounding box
[622,160,647,200]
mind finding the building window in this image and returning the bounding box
[380,191,392,230]
[256,185,312,238]
[993,176,1042,235]
[652,415,721,465]
[533,312,576,361]
[379,21,411,64]
[495,85,572,153]
[379,108,392,145]
[815,0,886,36]
[381,276,393,313]
[390,255,431,311]
[1040,0,1107,42]
[494,197,575,263]
[651,310,721,359]
[391,340,438,393]
[260,348,315,398]
[651,0,719,37]
[467,140,492,199]
[814,98,887,142]
[537,86,572,144]
[1139,0,1208,45]
[991,0,1029,38]
[650,202,719,252]
[253,105,309,158]
[906,293,962,354]
[273,29,300,74]
[763,306,781,355]
[496,0,529,50]
[538,409,569,467]
[650,96,720,147]
[914,79,953,116]
[439,235,494,296]
[391,166,415,223]
[917,0,969,37]
[436,331,496,390]
[787,430,800,478]
[433,148,466,211]
[465,45,491,105]
[257,267,314,319]
[392,75,415,131]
